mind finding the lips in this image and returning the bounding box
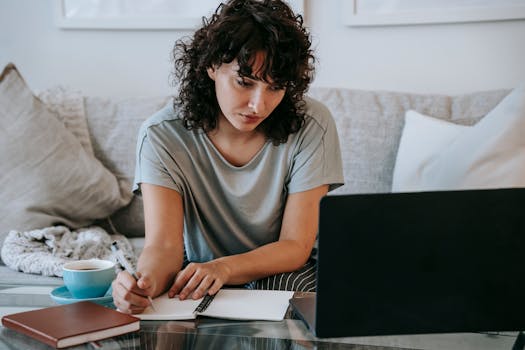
[241,114,261,123]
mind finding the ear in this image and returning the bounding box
[207,67,216,81]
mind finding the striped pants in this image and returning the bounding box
[247,258,317,292]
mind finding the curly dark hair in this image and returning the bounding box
[172,0,315,145]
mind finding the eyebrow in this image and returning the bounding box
[238,72,261,81]
[239,73,283,87]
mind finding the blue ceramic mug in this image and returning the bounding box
[62,259,116,299]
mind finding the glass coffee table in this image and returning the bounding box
[0,282,519,350]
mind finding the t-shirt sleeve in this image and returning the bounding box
[287,99,344,194]
[133,128,183,196]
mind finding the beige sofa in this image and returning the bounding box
[87,85,510,236]
[0,63,511,286]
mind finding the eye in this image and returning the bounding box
[236,78,252,87]
[269,84,285,92]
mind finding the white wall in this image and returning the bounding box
[1,0,525,97]
[309,1,525,95]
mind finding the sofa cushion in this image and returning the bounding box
[392,85,525,191]
[308,87,509,194]
[84,96,171,237]
[37,85,94,156]
[392,110,471,192]
[0,64,133,244]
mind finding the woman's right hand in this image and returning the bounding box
[114,183,185,313]
[111,270,155,314]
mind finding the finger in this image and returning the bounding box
[112,275,136,300]
[115,291,150,312]
[169,264,195,298]
[168,271,186,298]
[113,295,143,314]
[179,269,208,300]
[207,278,223,296]
[191,275,214,300]
[114,297,147,314]
[116,271,149,297]
[115,270,137,291]
[117,270,151,297]
[136,274,155,296]
[113,294,148,314]
[114,283,150,308]
[113,279,151,310]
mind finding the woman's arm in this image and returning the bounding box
[170,184,328,300]
[138,183,185,294]
[112,183,184,313]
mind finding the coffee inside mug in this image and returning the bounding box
[63,259,115,271]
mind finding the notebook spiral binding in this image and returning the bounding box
[194,294,216,313]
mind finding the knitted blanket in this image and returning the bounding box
[1,225,137,277]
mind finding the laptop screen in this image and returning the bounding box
[310,188,525,338]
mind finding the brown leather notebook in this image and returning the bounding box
[1,301,140,349]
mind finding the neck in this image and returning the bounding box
[210,113,262,144]
[206,114,267,167]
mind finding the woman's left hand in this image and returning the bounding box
[167,260,231,300]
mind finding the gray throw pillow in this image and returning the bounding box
[0,63,133,243]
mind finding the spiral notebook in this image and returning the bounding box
[290,188,525,338]
[137,289,294,321]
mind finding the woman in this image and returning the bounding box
[113,0,344,314]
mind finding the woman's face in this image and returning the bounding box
[207,52,286,134]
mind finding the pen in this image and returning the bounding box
[194,293,216,313]
[111,241,157,312]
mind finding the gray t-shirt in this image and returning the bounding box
[133,97,344,263]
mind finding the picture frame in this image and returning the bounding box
[343,0,525,27]
[55,0,304,30]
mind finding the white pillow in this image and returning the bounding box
[392,111,470,192]
[392,84,525,192]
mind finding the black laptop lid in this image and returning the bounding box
[315,188,525,338]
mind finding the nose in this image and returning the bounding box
[248,88,266,115]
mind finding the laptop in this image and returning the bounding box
[290,188,525,338]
